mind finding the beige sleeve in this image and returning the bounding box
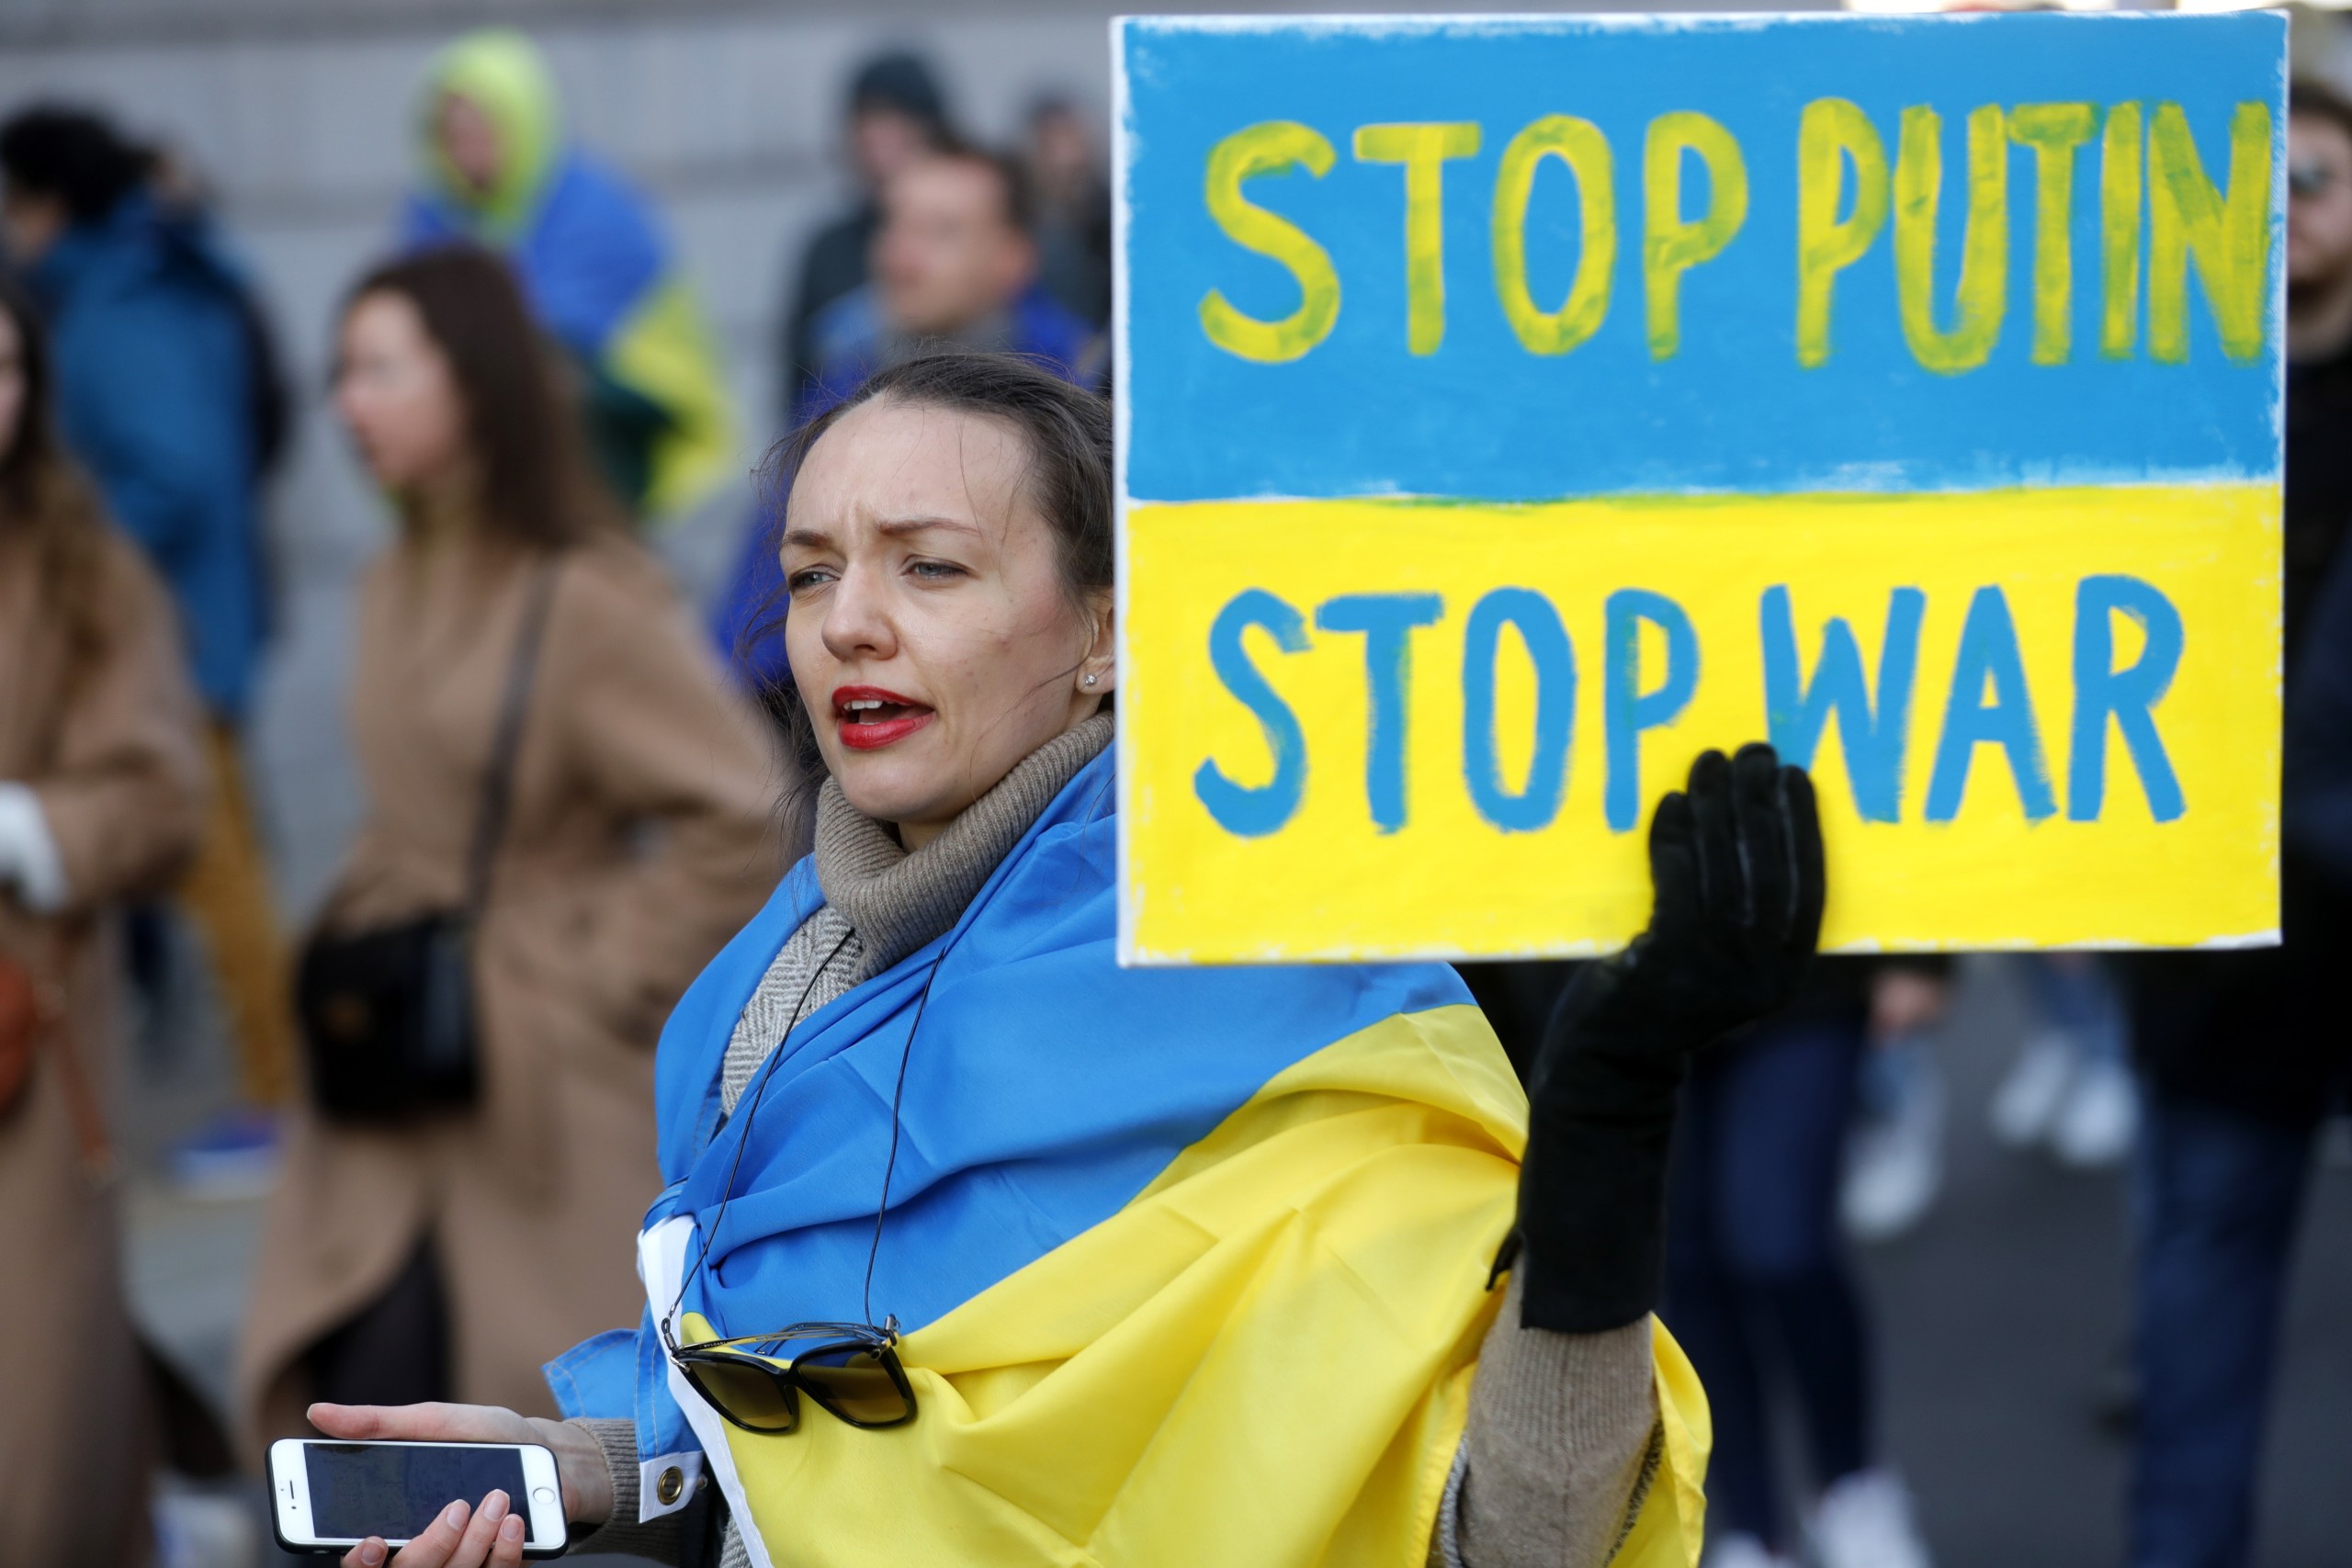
[28,534,207,911]
[555,556,786,1041]
[1431,1273,1663,1568]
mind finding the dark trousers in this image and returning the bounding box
[2128,1093,2315,1568]
[308,1238,453,1409]
[1663,1017,1873,1550]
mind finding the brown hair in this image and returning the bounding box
[748,351,1114,829]
[341,245,618,547]
[0,274,113,671]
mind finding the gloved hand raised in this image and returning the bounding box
[1511,743,1825,1333]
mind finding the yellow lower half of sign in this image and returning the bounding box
[1120,485,2279,963]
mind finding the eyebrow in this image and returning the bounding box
[782,515,982,549]
[876,514,983,540]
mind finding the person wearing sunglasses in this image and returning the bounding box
[308,350,1825,1568]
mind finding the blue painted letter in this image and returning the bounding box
[1316,593,1445,832]
[1760,584,1925,823]
[1604,589,1701,832]
[1194,589,1310,836]
[1462,589,1577,831]
[1925,586,2056,823]
[2068,575,2186,823]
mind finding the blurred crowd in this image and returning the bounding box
[0,26,2343,1568]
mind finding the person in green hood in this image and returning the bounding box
[401,28,735,524]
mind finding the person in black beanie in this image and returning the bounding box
[777,51,951,413]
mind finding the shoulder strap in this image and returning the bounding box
[22,926,113,1183]
[463,557,563,917]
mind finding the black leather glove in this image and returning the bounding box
[1510,743,1826,1333]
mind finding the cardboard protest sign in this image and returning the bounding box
[1114,12,2286,964]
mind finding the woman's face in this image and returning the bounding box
[333,290,468,497]
[0,308,25,471]
[782,397,1114,848]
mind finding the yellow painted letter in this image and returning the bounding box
[1894,104,2008,375]
[1796,99,1890,369]
[2009,103,2097,366]
[1644,111,1750,360]
[2148,101,2273,365]
[2101,103,2143,359]
[1199,121,1342,364]
[1492,115,1617,356]
[1352,122,1484,355]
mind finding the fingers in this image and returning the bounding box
[1683,750,1738,927]
[447,1490,514,1567]
[1646,788,1700,935]
[308,1402,526,1443]
[490,1506,528,1568]
[1731,743,1791,941]
[389,1499,470,1567]
[344,1541,387,1568]
[1778,761,1826,957]
[310,1403,390,1439]
[383,1491,512,1568]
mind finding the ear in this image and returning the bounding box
[1077,588,1117,700]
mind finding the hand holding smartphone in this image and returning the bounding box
[268,1438,569,1559]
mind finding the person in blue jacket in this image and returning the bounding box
[2,104,300,1162]
[714,142,1102,695]
[1,107,266,727]
[401,28,735,525]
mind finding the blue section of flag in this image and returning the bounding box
[1121,13,2284,502]
[641,746,1476,1342]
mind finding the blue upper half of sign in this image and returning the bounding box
[1117,14,2286,503]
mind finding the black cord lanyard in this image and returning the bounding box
[667,923,953,1336]
[668,926,857,1331]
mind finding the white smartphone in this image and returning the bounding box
[267,1438,568,1558]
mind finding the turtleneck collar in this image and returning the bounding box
[813,713,1114,976]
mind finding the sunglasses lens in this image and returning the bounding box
[689,1356,800,1432]
[797,1345,912,1427]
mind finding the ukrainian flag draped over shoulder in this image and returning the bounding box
[403,28,734,521]
[547,747,1707,1568]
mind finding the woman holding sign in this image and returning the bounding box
[303,353,1825,1568]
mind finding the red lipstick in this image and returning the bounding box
[831,684,935,751]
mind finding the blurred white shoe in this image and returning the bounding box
[1809,1468,1933,1568]
[1842,1041,1946,1244]
[2050,1059,2140,1168]
[153,1490,255,1568]
[1988,1034,2077,1148]
[1705,1530,1795,1568]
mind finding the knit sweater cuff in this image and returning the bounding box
[563,1418,684,1565]
[1453,1272,1660,1568]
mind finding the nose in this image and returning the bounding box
[819,558,898,665]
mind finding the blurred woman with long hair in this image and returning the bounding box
[235,247,780,1451]
[0,274,208,1563]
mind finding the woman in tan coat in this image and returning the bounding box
[236,248,780,1453]
[0,276,208,1565]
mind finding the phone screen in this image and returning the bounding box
[304,1444,528,1541]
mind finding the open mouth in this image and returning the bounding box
[831,685,936,751]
